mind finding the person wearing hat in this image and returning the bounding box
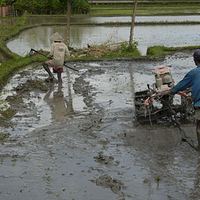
[43,32,70,83]
[169,49,200,148]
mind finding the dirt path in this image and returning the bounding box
[0,52,200,200]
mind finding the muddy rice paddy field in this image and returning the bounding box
[0,50,200,200]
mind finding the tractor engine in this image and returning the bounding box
[154,66,174,92]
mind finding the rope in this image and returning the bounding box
[147,107,158,134]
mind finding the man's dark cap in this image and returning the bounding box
[193,49,200,62]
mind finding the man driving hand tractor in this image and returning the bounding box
[170,49,200,148]
[43,32,70,83]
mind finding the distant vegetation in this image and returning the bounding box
[90,1,200,16]
[1,1,200,16]
[0,0,91,15]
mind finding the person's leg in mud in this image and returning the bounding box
[43,61,55,81]
[196,107,200,149]
[57,71,62,83]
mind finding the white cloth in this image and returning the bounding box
[48,42,70,68]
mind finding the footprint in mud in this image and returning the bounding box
[92,174,127,194]
[14,79,48,94]
[94,152,120,166]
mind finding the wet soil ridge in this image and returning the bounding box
[73,68,105,112]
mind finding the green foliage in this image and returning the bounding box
[72,0,90,14]
[146,45,200,57]
[100,50,141,59]
[147,46,165,56]
[13,0,68,15]
[13,0,90,15]
[0,0,14,6]
[0,0,15,6]
[121,41,138,53]
[146,45,179,56]
[0,0,5,6]
[90,2,200,16]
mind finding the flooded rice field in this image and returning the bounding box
[7,23,200,56]
[26,15,200,25]
[1,48,200,199]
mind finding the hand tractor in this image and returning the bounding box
[135,66,195,124]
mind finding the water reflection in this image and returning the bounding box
[26,15,200,25]
[7,24,200,56]
[44,72,74,122]
[85,15,200,23]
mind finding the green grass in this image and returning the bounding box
[146,45,200,57]
[0,15,49,89]
[89,3,200,16]
[0,54,46,86]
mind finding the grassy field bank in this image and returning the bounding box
[90,1,200,16]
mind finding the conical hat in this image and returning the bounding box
[49,32,64,41]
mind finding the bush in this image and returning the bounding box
[13,0,66,15]
[147,46,165,56]
[121,41,138,53]
[13,0,90,15]
[72,0,90,14]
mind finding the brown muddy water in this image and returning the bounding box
[0,50,200,200]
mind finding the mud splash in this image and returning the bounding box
[0,51,199,200]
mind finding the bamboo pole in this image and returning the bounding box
[129,0,138,46]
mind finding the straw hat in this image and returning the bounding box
[49,32,64,41]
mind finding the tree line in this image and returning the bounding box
[0,0,90,15]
